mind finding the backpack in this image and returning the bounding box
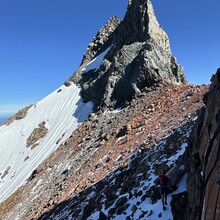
[159,175,167,185]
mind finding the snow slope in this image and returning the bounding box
[0,83,93,203]
[89,137,189,220]
[83,47,110,72]
[43,123,191,220]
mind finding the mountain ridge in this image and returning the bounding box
[69,0,187,111]
[0,0,218,219]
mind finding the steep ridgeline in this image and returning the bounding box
[184,69,220,220]
[80,16,121,66]
[69,0,187,110]
[2,84,208,220]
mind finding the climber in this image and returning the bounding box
[157,170,169,210]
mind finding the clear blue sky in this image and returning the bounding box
[0,0,219,116]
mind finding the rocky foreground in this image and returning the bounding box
[0,83,208,219]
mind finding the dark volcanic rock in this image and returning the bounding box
[186,68,220,220]
[171,191,188,220]
[71,0,187,111]
[81,16,121,66]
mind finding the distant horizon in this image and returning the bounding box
[0,116,10,125]
[0,104,28,118]
[0,113,13,119]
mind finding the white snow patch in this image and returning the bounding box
[83,47,110,72]
[167,142,187,166]
[88,127,190,220]
[175,173,187,193]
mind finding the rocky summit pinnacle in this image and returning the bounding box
[112,0,171,53]
[80,16,121,66]
[70,0,187,111]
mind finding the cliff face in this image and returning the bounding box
[186,69,220,220]
[70,0,187,111]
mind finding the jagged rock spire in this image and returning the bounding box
[112,0,170,53]
[81,16,121,65]
[70,0,187,111]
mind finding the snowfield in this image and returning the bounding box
[0,46,110,204]
[0,83,93,203]
[82,47,110,72]
[88,141,188,220]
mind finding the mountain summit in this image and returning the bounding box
[70,0,187,110]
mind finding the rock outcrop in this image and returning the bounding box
[81,16,121,65]
[4,105,33,126]
[70,0,187,111]
[26,121,48,149]
[186,68,220,220]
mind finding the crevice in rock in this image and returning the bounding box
[213,188,220,220]
[204,133,217,171]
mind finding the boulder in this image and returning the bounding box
[171,191,188,220]
[99,211,107,220]
[166,164,185,186]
